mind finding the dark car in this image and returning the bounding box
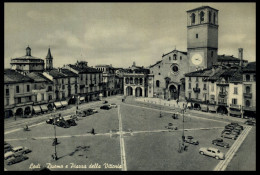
[7,154,28,165]
[66,119,77,126]
[4,144,13,153]
[225,125,234,130]
[221,132,238,140]
[56,118,70,128]
[100,105,111,110]
[46,117,60,124]
[184,136,199,145]
[83,109,94,116]
[212,138,230,148]
[244,120,256,126]
[230,123,244,130]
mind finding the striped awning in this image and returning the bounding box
[40,105,48,112]
[54,102,63,109]
[208,105,217,112]
[33,106,41,113]
[230,110,241,116]
[61,101,68,107]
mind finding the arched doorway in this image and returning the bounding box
[217,106,228,115]
[24,106,31,115]
[135,87,142,97]
[126,86,133,96]
[5,110,13,118]
[169,85,178,100]
[15,108,23,116]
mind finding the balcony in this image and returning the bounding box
[219,91,228,98]
[218,101,227,106]
[193,88,200,93]
[14,92,33,98]
[243,93,252,99]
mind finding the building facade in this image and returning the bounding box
[65,61,103,102]
[149,50,189,100]
[4,69,34,118]
[123,62,154,98]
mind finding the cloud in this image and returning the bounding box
[26,10,57,21]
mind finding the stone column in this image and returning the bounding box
[142,87,145,97]
[133,87,136,97]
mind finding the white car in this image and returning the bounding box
[109,103,117,108]
[5,146,31,160]
[199,147,225,160]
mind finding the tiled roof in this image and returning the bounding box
[11,55,43,60]
[243,62,256,72]
[68,64,102,73]
[184,67,215,77]
[44,69,67,79]
[26,72,53,83]
[60,68,79,77]
[4,69,33,84]
[187,6,218,12]
[229,70,243,82]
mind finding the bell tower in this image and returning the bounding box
[187,6,219,72]
[46,48,53,70]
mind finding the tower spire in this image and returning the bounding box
[46,47,53,70]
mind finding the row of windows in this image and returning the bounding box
[244,74,256,81]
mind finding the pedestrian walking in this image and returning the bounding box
[176,99,179,105]
[91,128,95,135]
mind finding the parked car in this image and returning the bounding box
[56,118,70,128]
[230,123,244,130]
[90,108,98,113]
[100,105,111,110]
[6,154,28,165]
[221,129,232,134]
[225,125,234,130]
[5,146,31,160]
[244,120,256,126]
[4,143,13,153]
[83,109,95,116]
[221,132,238,140]
[66,119,77,126]
[109,103,117,108]
[212,138,230,148]
[199,147,225,160]
[235,125,244,130]
[184,136,199,145]
[46,117,60,124]
[76,110,86,117]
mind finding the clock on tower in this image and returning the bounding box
[187,6,219,72]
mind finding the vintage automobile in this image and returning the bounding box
[56,118,70,128]
[100,105,111,110]
[90,108,98,113]
[221,132,238,140]
[83,109,95,116]
[76,110,86,117]
[199,147,225,160]
[7,154,28,165]
[4,143,13,153]
[66,119,77,126]
[212,138,230,148]
[5,146,31,160]
[244,120,256,126]
[184,136,199,145]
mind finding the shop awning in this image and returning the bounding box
[40,105,48,112]
[61,101,68,107]
[54,102,63,109]
[208,105,217,112]
[80,97,85,101]
[230,110,242,116]
[33,106,41,113]
[201,105,208,112]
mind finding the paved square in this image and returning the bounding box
[4,96,253,171]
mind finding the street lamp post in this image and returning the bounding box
[52,108,59,160]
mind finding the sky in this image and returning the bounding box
[4,3,256,69]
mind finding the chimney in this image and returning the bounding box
[133,61,136,67]
[238,48,243,67]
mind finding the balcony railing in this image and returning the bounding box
[219,91,228,98]
[243,93,252,99]
[193,88,200,93]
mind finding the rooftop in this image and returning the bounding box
[60,68,79,77]
[44,69,68,79]
[243,62,256,72]
[26,72,53,83]
[4,69,33,84]
[68,64,102,74]
[186,6,218,12]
